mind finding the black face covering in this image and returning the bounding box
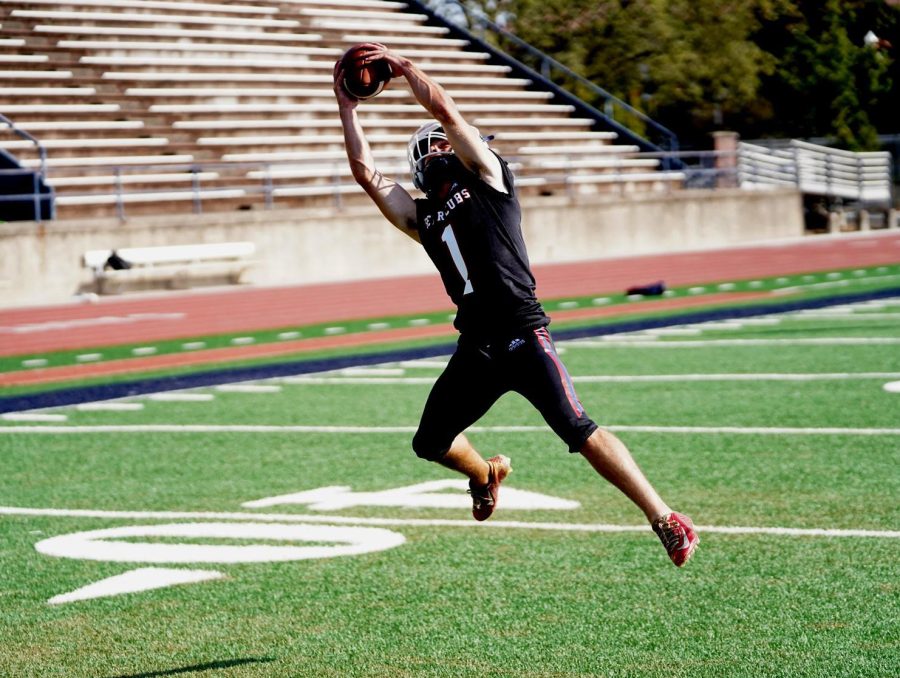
[421,155,454,197]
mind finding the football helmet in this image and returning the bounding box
[407,122,452,191]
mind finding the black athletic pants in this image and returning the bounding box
[412,326,598,460]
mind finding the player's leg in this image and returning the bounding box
[579,427,669,521]
[412,340,504,484]
[507,326,597,454]
[412,340,512,520]
[581,430,699,565]
[511,327,698,564]
[437,432,490,484]
[514,328,665,516]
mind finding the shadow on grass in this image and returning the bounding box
[108,657,274,677]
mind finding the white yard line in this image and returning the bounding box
[334,367,407,376]
[75,403,144,412]
[1,505,897,539]
[147,393,214,402]
[1,413,68,422]
[395,360,449,369]
[576,372,900,382]
[783,313,900,320]
[214,384,281,393]
[281,377,435,385]
[279,372,900,385]
[565,337,900,348]
[773,273,900,295]
[1,424,899,435]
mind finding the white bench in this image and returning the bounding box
[0,137,168,150]
[297,7,428,22]
[64,39,339,56]
[15,0,279,15]
[313,20,447,34]
[21,153,194,168]
[50,171,219,187]
[0,70,73,79]
[12,9,299,28]
[277,0,406,7]
[6,120,145,131]
[109,71,519,87]
[174,118,429,130]
[198,132,410,146]
[148,102,573,114]
[472,117,595,128]
[2,103,119,114]
[126,87,549,101]
[0,55,49,63]
[41,25,322,43]
[83,241,257,294]
[0,86,95,95]
[61,187,246,205]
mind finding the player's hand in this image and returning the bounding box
[351,42,407,78]
[332,59,358,110]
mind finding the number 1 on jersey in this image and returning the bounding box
[441,225,474,295]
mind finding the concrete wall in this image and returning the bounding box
[0,188,804,308]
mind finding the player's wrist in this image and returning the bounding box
[393,56,412,78]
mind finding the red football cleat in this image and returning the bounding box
[468,455,511,521]
[652,511,699,566]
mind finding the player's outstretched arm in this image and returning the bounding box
[355,43,506,194]
[333,59,420,242]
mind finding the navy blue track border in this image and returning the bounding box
[2,286,899,414]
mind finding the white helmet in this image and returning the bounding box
[407,122,452,191]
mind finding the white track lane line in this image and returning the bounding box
[1,506,897,539]
[0,313,185,335]
[1,424,899,435]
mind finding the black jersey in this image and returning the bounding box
[415,153,549,341]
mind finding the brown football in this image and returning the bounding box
[341,45,393,100]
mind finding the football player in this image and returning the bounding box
[333,44,698,566]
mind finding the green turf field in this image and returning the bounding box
[1,299,899,677]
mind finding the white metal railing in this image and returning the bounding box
[0,152,702,220]
[10,146,890,221]
[738,140,893,205]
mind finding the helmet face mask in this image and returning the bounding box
[408,122,453,192]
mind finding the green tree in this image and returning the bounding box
[760,0,894,149]
[466,0,897,148]
[495,0,791,146]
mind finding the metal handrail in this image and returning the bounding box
[0,113,51,222]
[0,149,752,220]
[415,0,679,157]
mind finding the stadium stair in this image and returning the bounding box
[0,0,685,220]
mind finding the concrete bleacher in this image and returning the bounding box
[0,0,685,219]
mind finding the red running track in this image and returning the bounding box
[1,231,899,357]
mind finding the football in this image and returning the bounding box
[341,45,393,100]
